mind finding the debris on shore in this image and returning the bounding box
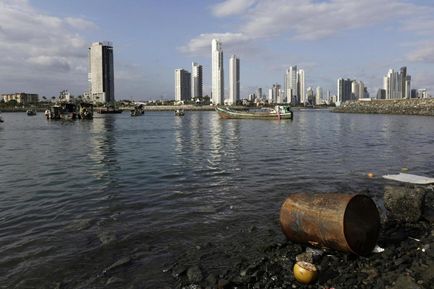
[169,186,433,289]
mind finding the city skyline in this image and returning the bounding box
[0,0,434,100]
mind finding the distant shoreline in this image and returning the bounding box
[333,98,434,116]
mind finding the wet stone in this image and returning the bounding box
[217,278,229,289]
[205,273,216,286]
[384,186,426,222]
[390,275,421,289]
[295,251,313,263]
[186,265,203,283]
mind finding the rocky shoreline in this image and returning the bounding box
[169,186,433,289]
[333,99,434,116]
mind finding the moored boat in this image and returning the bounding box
[131,107,144,116]
[26,107,37,116]
[216,105,293,120]
[78,102,94,119]
[175,109,185,116]
[46,103,77,120]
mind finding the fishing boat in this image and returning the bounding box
[78,102,94,119]
[46,103,77,120]
[216,105,293,120]
[131,107,144,116]
[26,107,37,116]
[175,109,185,116]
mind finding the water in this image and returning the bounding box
[0,110,433,288]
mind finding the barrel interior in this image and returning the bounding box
[343,195,380,256]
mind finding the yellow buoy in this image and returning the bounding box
[367,172,374,178]
[293,261,318,284]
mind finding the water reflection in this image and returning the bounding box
[89,116,120,183]
[208,113,223,164]
[189,112,206,154]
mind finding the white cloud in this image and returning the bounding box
[27,56,71,72]
[184,0,434,53]
[407,42,434,63]
[0,0,96,96]
[179,32,252,55]
[213,0,257,17]
[65,17,97,30]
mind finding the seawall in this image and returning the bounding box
[333,99,434,116]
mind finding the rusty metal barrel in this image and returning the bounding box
[280,193,380,256]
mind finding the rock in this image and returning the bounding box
[384,186,426,222]
[296,252,313,263]
[171,265,187,278]
[186,265,203,283]
[182,285,201,289]
[422,187,434,222]
[390,275,421,289]
[217,278,230,289]
[205,273,217,286]
[414,260,434,285]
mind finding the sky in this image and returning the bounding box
[0,0,433,100]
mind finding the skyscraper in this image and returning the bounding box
[284,66,305,104]
[316,86,322,105]
[337,78,352,104]
[257,87,262,100]
[175,69,191,101]
[285,66,298,104]
[270,83,280,104]
[228,55,240,105]
[88,42,114,103]
[191,62,203,99]
[298,69,305,104]
[211,39,224,105]
[384,67,411,99]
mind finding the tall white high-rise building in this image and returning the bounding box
[359,81,365,99]
[384,67,411,99]
[316,86,323,105]
[88,41,114,103]
[175,69,191,101]
[268,88,273,103]
[351,81,359,99]
[211,39,224,105]
[298,69,305,104]
[351,80,365,99]
[269,83,280,104]
[228,55,240,105]
[285,66,298,104]
[285,66,306,104]
[191,62,203,99]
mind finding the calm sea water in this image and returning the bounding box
[0,110,433,288]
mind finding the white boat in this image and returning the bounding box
[216,105,293,120]
[175,109,185,116]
